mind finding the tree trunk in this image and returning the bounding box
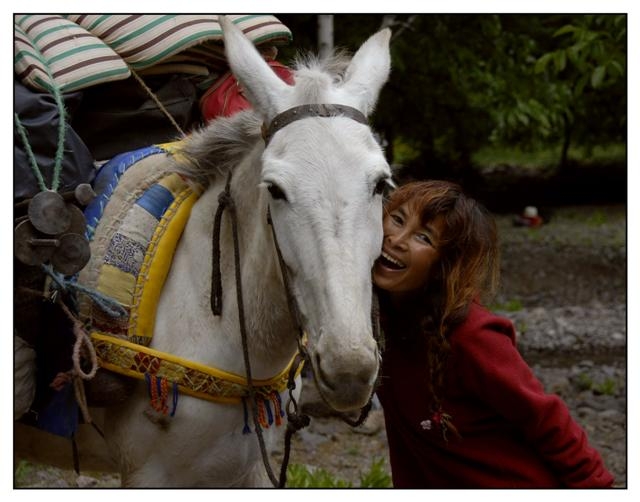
[317,15,334,59]
[559,112,573,172]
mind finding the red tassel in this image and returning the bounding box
[257,399,269,428]
[146,374,172,416]
[272,392,283,427]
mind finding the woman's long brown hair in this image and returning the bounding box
[379,180,500,414]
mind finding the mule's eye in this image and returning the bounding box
[267,183,287,201]
[373,177,387,197]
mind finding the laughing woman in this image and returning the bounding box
[373,180,613,488]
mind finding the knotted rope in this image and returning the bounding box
[279,352,310,487]
[56,301,97,426]
[14,37,68,193]
[210,172,233,315]
[58,301,98,382]
[39,264,128,428]
[210,172,309,487]
[42,264,127,319]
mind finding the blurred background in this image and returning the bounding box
[277,14,626,213]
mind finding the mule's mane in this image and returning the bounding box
[292,49,352,82]
[170,110,262,187]
[291,50,352,103]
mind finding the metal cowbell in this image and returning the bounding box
[28,190,71,235]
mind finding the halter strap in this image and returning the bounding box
[262,104,368,145]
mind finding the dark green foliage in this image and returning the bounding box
[275,15,626,183]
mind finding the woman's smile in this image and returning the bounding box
[378,250,407,270]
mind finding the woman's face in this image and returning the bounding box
[373,202,443,296]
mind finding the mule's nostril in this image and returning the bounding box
[314,353,336,391]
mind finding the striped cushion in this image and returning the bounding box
[15,14,292,93]
[14,15,130,93]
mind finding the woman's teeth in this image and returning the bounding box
[380,251,406,270]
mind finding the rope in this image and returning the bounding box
[58,301,98,381]
[267,207,305,334]
[279,354,310,487]
[14,38,68,192]
[14,114,47,192]
[227,182,281,487]
[58,300,97,426]
[210,172,232,315]
[49,83,67,192]
[73,373,92,425]
[212,175,306,487]
[130,69,186,138]
[41,264,127,319]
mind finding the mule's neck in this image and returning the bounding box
[205,144,299,375]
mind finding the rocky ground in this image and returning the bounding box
[14,204,627,488]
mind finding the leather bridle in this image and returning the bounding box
[210,103,381,487]
[261,103,368,145]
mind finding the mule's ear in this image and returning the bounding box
[219,15,291,120]
[341,28,391,116]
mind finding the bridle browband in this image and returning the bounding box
[261,104,368,145]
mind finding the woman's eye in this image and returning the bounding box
[267,184,287,201]
[417,233,433,245]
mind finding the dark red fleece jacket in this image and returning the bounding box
[377,301,614,488]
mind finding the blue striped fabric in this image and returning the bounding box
[135,183,175,220]
[84,146,164,241]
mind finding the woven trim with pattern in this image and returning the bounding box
[92,333,302,403]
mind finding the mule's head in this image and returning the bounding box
[221,16,392,412]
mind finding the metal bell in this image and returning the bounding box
[28,190,71,235]
[50,233,91,276]
[64,203,88,236]
[74,183,97,206]
[14,220,57,266]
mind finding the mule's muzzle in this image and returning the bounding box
[310,345,379,413]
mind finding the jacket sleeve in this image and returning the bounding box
[454,317,614,488]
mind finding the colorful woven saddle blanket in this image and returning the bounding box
[79,144,197,343]
[79,145,298,411]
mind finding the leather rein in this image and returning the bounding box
[210,103,380,487]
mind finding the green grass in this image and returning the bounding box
[594,378,618,396]
[472,143,625,170]
[574,372,618,396]
[286,458,392,488]
[585,210,607,227]
[14,460,34,485]
[515,320,528,335]
[491,298,524,312]
[575,372,618,396]
[286,464,352,488]
[473,146,559,169]
[575,372,594,392]
[358,458,393,487]
[568,143,626,164]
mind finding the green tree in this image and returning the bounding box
[275,14,626,181]
[531,15,626,169]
